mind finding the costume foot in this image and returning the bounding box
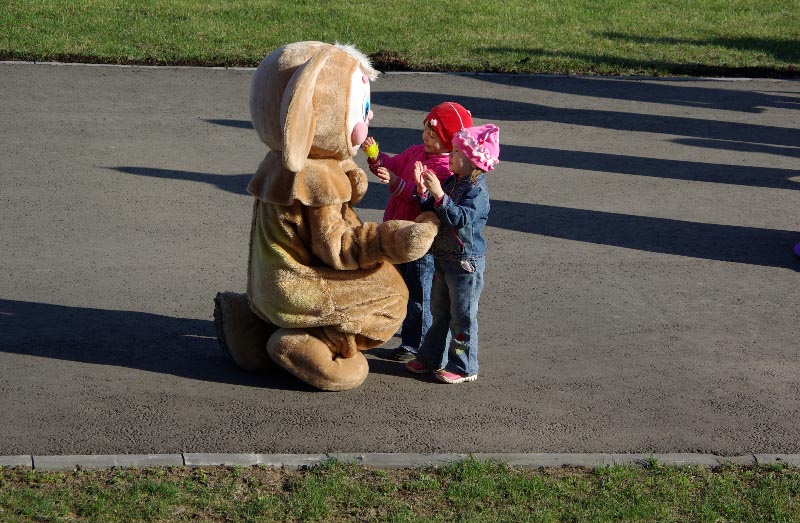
[267,328,369,391]
[214,292,277,372]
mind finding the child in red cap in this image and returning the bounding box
[361,102,473,362]
[406,123,500,383]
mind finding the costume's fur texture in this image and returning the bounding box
[214,42,439,391]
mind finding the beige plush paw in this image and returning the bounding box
[415,211,440,226]
[379,217,438,264]
[267,328,369,391]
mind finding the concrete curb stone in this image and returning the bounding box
[0,455,32,468]
[754,454,800,466]
[2,453,798,471]
[329,453,469,468]
[183,453,327,469]
[476,453,616,468]
[32,454,183,471]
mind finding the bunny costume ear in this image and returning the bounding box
[280,47,334,172]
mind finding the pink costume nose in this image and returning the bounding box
[351,121,368,146]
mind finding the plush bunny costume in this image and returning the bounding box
[214,42,438,391]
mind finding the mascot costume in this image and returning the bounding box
[213,42,439,391]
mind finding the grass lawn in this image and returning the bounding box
[1,0,798,76]
[1,459,799,522]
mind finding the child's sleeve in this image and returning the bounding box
[366,146,409,177]
[380,147,411,175]
[417,192,435,212]
[383,148,420,202]
[366,151,388,174]
[434,185,487,230]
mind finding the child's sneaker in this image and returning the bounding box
[405,359,432,374]
[390,347,417,362]
[435,369,477,384]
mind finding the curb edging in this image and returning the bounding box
[2,453,799,472]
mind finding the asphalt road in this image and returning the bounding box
[1,62,798,456]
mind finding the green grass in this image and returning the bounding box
[1,0,798,76]
[1,459,799,522]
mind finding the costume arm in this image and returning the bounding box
[307,205,383,270]
[340,158,368,206]
[307,204,440,268]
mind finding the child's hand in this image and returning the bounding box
[361,136,376,151]
[412,161,428,195]
[422,170,444,200]
[361,136,379,160]
[374,166,396,185]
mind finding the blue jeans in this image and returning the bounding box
[416,257,485,376]
[398,253,435,354]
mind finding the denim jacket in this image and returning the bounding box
[419,174,490,261]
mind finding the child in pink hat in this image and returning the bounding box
[360,102,473,362]
[405,124,500,384]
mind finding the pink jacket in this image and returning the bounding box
[367,144,452,221]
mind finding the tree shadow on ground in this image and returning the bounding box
[111,166,252,196]
[108,163,799,269]
[480,38,799,78]
[109,166,391,209]
[599,33,800,64]
[366,126,800,190]
[671,138,800,159]
[204,119,253,129]
[0,299,313,392]
[372,91,800,148]
[467,69,800,113]
[492,200,799,271]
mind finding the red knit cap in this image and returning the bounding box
[424,102,473,151]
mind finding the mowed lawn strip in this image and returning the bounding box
[0,0,798,76]
[1,459,799,522]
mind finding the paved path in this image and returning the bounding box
[1,63,798,456]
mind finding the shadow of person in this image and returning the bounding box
[364,355,437,383]
[0,299,314,392]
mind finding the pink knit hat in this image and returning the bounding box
[451,124,500,172]
[425,102,473,150]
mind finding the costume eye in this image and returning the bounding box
[363,95,371,122]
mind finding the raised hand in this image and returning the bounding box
[361,136,376,151]
[413,161,428,195]
[422,170,444,200]
[361,136,380,161]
